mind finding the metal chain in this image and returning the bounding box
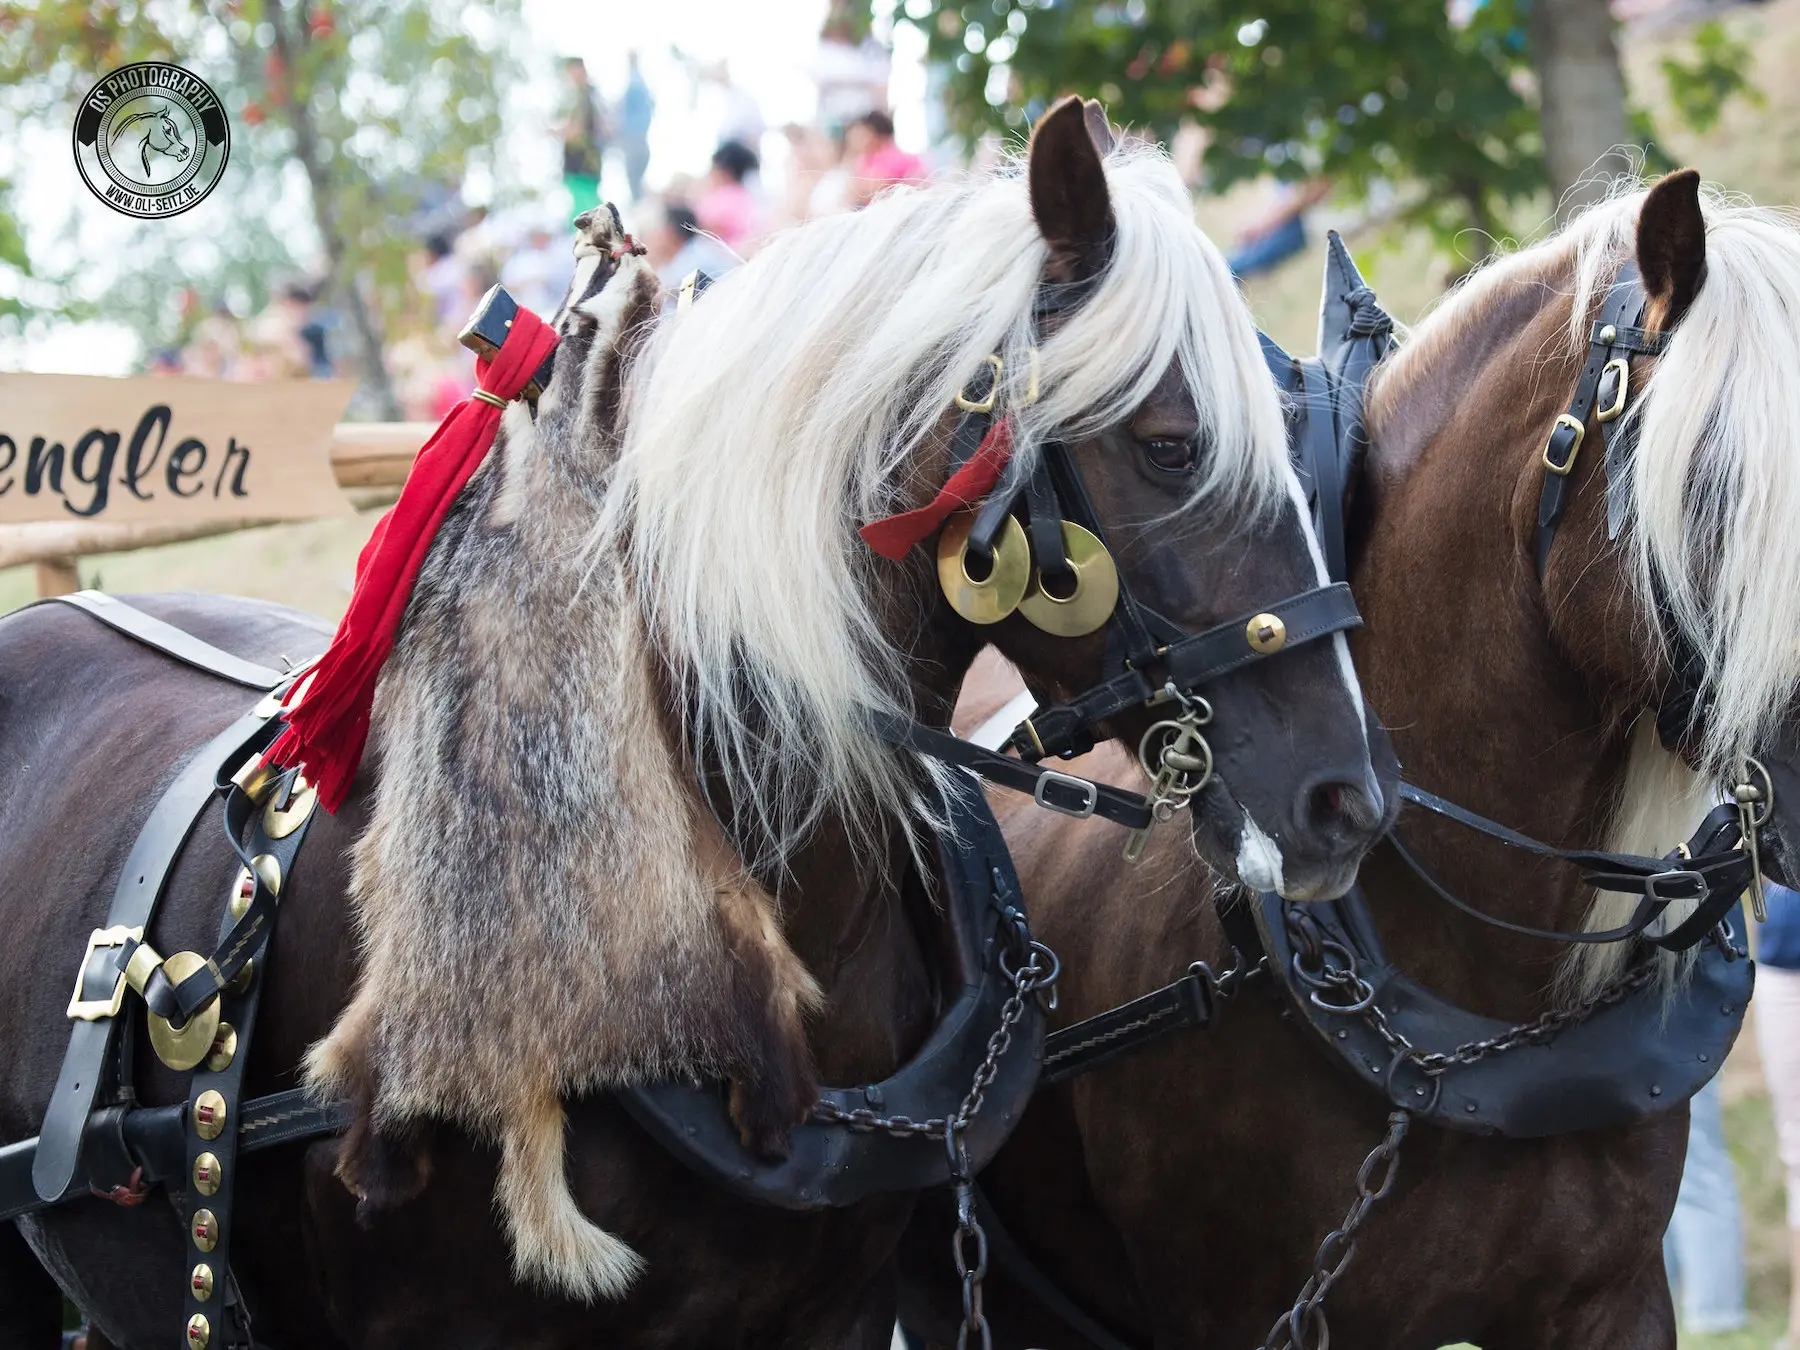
[1283,906,1657,1076]
[811,906,1059,1350]
[1258,1111,1409,1350]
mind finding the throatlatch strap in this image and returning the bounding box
[47,593,291,691]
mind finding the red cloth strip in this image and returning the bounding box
[263,307,559,812]
[859,418,1015,561]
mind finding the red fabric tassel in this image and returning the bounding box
[858,418,1015,561]
[264,307,559,812]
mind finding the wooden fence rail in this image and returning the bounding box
[6,423,433,598]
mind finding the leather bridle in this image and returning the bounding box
[878,282,1363,838]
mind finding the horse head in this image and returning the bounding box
[112,103,191,178]
[616,95,1398,904]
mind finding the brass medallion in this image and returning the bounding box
[192,1151,222,1197]
[190,1263,215,1301]
[205,1024,238,1073]
[1017,521,1119,638]
[194,1090,227,1142]
[937,511,1030,625]
[147,952,221,1072]
[186,1314,210,1350]
[191,1208,219,1253]
[262,776,317,840]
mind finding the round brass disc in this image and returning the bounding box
[1246,611,1288,654]
[1017,521,1119,638]
[263,776,318,840]
[937,511,1030,625]
[147,951,221,1073]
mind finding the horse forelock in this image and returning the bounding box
[593,143,1291,867]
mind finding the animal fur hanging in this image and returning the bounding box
[307,210,821,1301]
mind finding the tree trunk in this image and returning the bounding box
[1528,0,1634,219]
[269,9,403,419]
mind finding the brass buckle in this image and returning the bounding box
[954,354,1005,414]
[66,925,144,1021]
[1542,414,1585,477]
[1595,358,1630,423]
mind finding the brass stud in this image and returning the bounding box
[190,1263,215,1301]
[1246,613,1288,655]
[191,1208,219,1252]
[186,1313,210,1349]
[193,1152,222,1197]
[194,1090,227,1142]
[250,853,282,898]
[205,1025,238,1073]
[228,868,254,920]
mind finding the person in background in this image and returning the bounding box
[641,199,739,296]
[696,140,761,253]
[561,57,607,216]
[501,222,575,318]
[618,51,655,202]
[1226,177,1332,280]
[419,233,467,331]
[1757,881,1800,1348]
[1663,1073,1748,1336]
[845,110,927,207]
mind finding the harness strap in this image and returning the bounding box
[47,592,292,690]
[870,712,1152,830]
[1011,583,1361,761]
[1039,969,1213,1085]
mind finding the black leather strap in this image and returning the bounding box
[1534,267,1654,577]
[48,592,289,690]
[32,709,279,1204]
[1039,969,1213,1085]
[1297,358,1347,584]
[871,712,1153,830]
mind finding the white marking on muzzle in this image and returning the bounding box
[1235,810,1285,894]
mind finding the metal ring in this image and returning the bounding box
[1735,756,1775,829]
[954,354,1004,414]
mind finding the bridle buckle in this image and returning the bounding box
[953,354,1004,414]
[1542,415,1586,476]
[1034,769,1098,819]
[66,924,144,1022]
[1595,357,1630,423]
[1643,868,1707,905]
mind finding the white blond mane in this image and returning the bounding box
[1385,182,1800,999]
[594,144,1289,864]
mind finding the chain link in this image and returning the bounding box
[1258,1111,1409,1350]
[811,906,1058,1350]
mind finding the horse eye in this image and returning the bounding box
[1141,436,1197,474]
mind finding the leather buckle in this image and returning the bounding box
[1644,868,1707,904]
[1542,415,1585,476]
[66,925,145,1021]
[1595,358,1630,423]
[1034,769,1098,819]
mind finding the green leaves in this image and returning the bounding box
[1659,19,1762,135]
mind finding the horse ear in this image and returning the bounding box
[1081,99,1117,157]
[1029,96,1115,283]
[1636,168,1707,329]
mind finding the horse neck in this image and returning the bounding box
[1351,269,1634,1017]
[730,573,982,1084]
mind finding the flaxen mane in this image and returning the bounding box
[315,139,1290,1303]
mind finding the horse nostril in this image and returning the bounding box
[1297,770,1382,845]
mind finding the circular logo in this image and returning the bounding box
[73,62,230,219]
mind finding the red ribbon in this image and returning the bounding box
[858,419,1015,561]
[263,307,559,812]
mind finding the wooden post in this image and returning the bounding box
[33,558,80,598]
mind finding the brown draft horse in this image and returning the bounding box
[900,170,1800,1348]
[0,101,1392,1348]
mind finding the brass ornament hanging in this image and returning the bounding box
[1017,521,1119,637]
[938,510,1031,624]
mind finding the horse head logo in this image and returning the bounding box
[110,103,191,178]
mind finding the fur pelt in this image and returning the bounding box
[307,210,821,1301]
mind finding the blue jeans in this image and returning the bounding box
[1227,215,1308,280]
[1664,1077,1748,1332]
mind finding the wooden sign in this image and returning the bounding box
[0,374,356,524]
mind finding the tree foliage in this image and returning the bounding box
[0,0,518,407]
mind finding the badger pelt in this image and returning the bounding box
[307,209,822,1302]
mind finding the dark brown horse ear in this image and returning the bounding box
[1081,99,1117,157]
[1636,168,1707,328]
[1029,95,1115,283]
